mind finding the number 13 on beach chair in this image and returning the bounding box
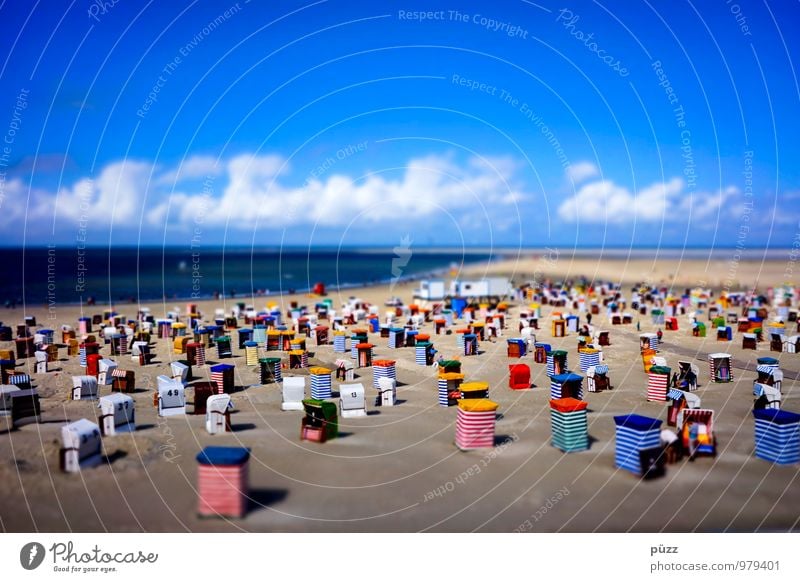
[340,383,366,418]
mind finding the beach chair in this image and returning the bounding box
[753,383,781,410]
[171,361,189,384]
[455,399,499,450]
[60,419,103,473]
[717,326,733,341]
[752,409,800,465]
[97,358,118,385]
[111,369,135,393]
[196,447,250,518]
[339,382,367,418]
[520,327,536,351]
[681,409,716,459]
[378,376,396,406]
[98,393,135,436]
[301,399,338,442]
[660,429,683,464]
[1,385,41,426]
[549,373,583,400]
[550,398,589,453]
[334,359,354,382]
[508,364,531,390]
[71,375,98,401]
[613,414,664,478]
[157,375,186,417]
[205,394,232,434]
[586,364,611,392]
[34,350,48,374]
[281,377,306,411]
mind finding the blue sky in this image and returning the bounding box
[0,0,798,248]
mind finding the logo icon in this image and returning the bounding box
[20,542,45,570]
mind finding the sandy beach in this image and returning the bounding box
[1,254,798,533]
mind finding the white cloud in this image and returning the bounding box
[565,161,599,184]
[9,153,528,234]
[144,152,526,229]
[21,160,154,229]
[558,175,736,225]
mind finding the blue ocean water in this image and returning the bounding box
[0,246,496,306]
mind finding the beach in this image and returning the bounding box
[1,253,798,533]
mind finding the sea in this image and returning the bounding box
[0,246,498,307]
[0,245,785,307]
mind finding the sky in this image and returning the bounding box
[0,0,798,249]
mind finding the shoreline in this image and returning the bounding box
[6,253,795,312]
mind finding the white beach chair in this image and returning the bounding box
[157,375,185,417]
[35,350,48,374]
[98,392,135,436]
[131,340,148,360]
[98,358,118,385]
[205,394,232,434]
[170,361,190,385]
[281,377,306,411]
[340,382,367,418]
[378,376,396,407]
[60,419,102,473]
[71,375,98,400]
